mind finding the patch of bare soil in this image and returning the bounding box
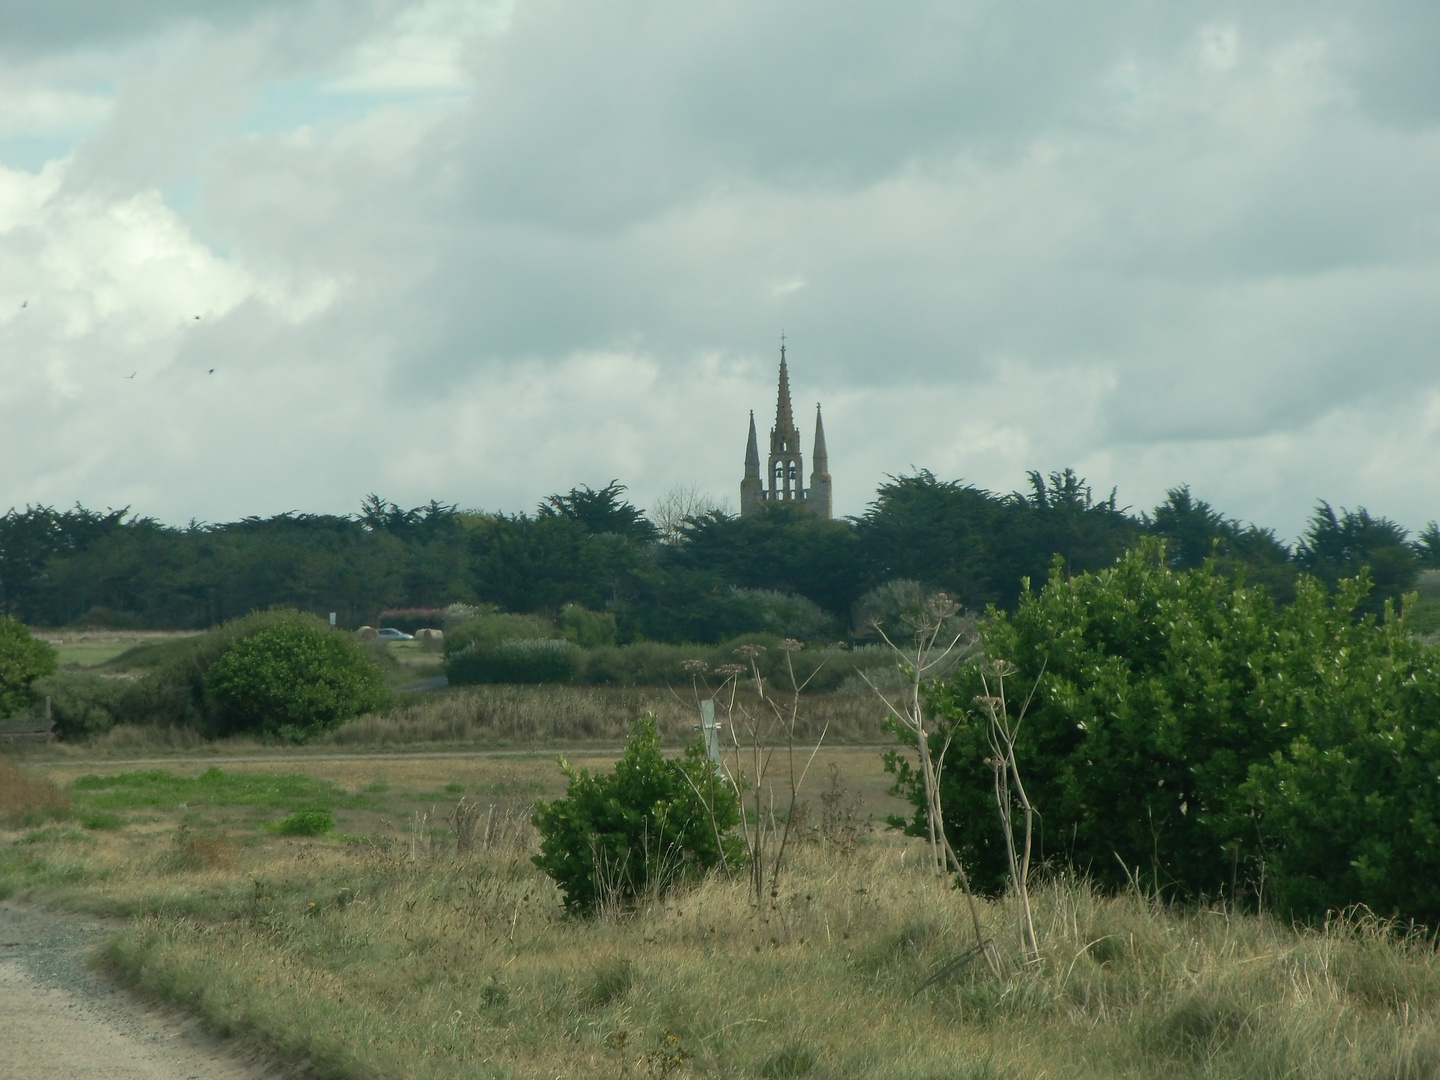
[0,904,277,1080]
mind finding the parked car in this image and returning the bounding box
[376,627,414,640]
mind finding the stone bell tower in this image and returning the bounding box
[740,344,832,520]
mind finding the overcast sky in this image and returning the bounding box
[2,1,1438,541]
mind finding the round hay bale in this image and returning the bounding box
[356,625,379,641]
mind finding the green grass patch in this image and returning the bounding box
[269,809,334,836]
[97,636,201,672]
[0,849,92,893]
[70,766,363,812]
[78,810,124,830]
[53,641,142,668]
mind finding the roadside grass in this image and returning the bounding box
[90,838,1440,1080]
[11,754,1440,1077]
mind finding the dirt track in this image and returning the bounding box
[0,904,274,1080]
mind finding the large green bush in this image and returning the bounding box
[446,638,582,685]
[1240,599,1440,922]
[123,608,333,732]
[204,622,388,740]
[31,672,129,740]
[0,617,56,717]
[445,629,892,691]
[443,610,559,657]
[904,538,1440,923]
[560,603,618,648]
[532,715,743,912]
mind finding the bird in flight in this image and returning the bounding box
[194,315,200,320]
[126,372,136,379]
[20,301,26,308]
[208,368,215,374]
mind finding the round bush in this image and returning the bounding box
[532,715,743,913]
[204,623,387,740]
[272,809,334,836]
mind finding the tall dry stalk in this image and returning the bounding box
[864,593,995,966]
[680,641,827,908]
[974,657,1044,959]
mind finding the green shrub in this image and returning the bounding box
[444,611,559,657]
[204,623,388,740]
[124,608,332,731]
[532,715,743,912]
[574,636,884,690]
[576,641,695,686]
[447,638,581,685]
[445,628,888,690]
[561,603,617,648]
[271,809,334,836]
[31,672,129,740]
[912,537,1440,922]
[0,617,57,717]
[727,588,842,642]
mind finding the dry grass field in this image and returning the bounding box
[6,685,1440,1079]
[24,684,892,759]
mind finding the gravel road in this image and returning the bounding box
[0,903,277,1080]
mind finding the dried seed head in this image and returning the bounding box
[715,663,746,676]
[974,695,1004,711]
[987,659,1018,677]
[779,638,803,652]
[681,659,709,673]
[926,592,961,619]
[735,644,766,658]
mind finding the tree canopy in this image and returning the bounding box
[0,472,1429,639]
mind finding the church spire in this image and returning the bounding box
[742,339,831,520]
[774,343,797,442]
[808,402,833,521]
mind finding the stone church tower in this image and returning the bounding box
[741,345,832,519]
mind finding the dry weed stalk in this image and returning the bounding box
[450,797,481,855]
[680,641,827,909]
[863,592,996,968]
[974,658,1045,959]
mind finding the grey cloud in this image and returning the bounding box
[0,0,295,55]
[6,0,1440,538]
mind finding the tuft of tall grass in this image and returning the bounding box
[85,723,209,752]
[0,755,69,824]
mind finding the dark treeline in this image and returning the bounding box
[2,471,1435,638]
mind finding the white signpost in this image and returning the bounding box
[698,698,723,767]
